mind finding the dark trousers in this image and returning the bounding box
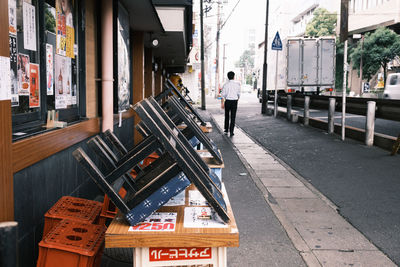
[224,100,238,134]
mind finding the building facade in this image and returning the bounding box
[0,0,193,265]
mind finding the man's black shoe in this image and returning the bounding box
[224,130,228,135]
[230,132,234,136]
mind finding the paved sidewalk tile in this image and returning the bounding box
[313,250,397,267]
[267,186,318,199]
[256,170,298,179]
[261,177,304,187]
[251,163,287,171]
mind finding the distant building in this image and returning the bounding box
[349,0,400,34]
[348,0,400,95]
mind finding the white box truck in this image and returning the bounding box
[257,37,336,101]
[287,37,336,94]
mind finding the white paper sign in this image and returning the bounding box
[0,57,11,101]
[23,2,37,51]
[189,190,208,206]
[164,191,186,206]
[184,207,227,228]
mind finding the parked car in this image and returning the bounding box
[383,73,400,99]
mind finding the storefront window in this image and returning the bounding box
[9,0,84,139]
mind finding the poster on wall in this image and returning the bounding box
[23,1,37,51]
[29,63,40,108]
[54,54,67,109]
[71,59,77,104]
[0,57,11,101]
[17,53,30,95]
[64,57,72,106]
[116,2,130,112]
[66,25,75,58]
[46,44,54,95]
[56,0,73,57]
[9,35,19,106]
[8,0,17,35]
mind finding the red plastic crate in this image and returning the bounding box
[37,219,106,267]
[98,188,127,225]
[43,196,102,236]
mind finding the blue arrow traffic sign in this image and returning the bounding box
[272,31,282,50]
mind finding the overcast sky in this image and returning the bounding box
[218,0,267,72]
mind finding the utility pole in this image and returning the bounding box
[223,43,227,85]
[200,0,206,110]
[215,1,221,98]
[340,0,349,141]
[261,0,270,114]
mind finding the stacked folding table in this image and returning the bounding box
[74,82,239,267]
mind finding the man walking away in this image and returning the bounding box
[221,71,241,136]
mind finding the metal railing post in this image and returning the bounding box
[287,94,292,120]
[365,101,376,146]
[304,96,310,125]
[328,97,336,133]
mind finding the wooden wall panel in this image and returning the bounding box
[132,31,144,145]
[144,48,154,98]
[0,0,14,221]
[0,102,13,221]
[85,0,98,118]
[12,118,100,173]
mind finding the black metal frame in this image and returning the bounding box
[166,96,222,164]
[133,98,230,223]
[165,79,207,126]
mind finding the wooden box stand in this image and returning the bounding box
[105,184,238,267]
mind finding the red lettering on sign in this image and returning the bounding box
[149,247,212,262]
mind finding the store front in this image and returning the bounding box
[0,0,192,265]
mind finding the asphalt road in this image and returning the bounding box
[208,91,400,265]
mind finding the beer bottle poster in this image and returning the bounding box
[17,53,30,95]
[54,54,66,109]
[29,63,40,108]
[64,57,72,106]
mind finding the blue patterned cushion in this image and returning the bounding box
[125,172,190,226]
[188,136,200,147]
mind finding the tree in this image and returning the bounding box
[305,8,337,37]
[45,7,56,33]
[350,27,400,82]
[235,50,254,84]
[235,50,254,69]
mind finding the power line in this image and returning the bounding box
[220,0,242,31]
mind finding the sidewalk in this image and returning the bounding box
[201,94,396,266]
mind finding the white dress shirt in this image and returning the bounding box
[221,80,241,100]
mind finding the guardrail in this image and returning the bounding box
[276,94,400,122]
